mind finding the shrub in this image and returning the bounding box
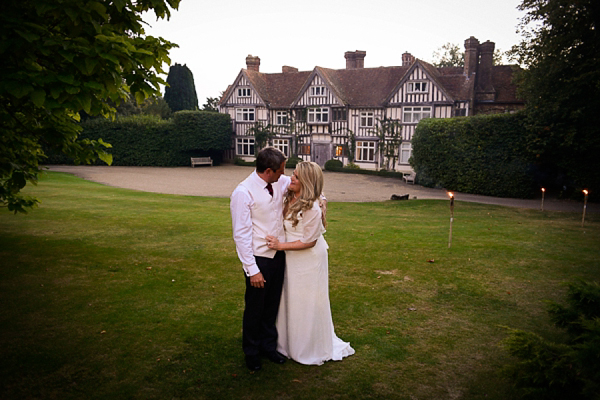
[502,280,600,399]
[411,113,536,198]
[345,162,360,170]
[286,156,303,168]
[324,159,343,170]
[45,112,231,167]
[234,157,255,167]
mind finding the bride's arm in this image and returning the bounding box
[265,236,316,251]
[266,205,322,251]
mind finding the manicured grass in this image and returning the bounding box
[1,171,599,399]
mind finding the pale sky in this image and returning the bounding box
[143,0,526,105]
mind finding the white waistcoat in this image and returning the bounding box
[239,175,286,259]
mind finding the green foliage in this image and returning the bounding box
[142,96,172,119]
[432,43,465,67]
[0,0,180,213]
[324,159,343,170]
[373,118,403,170]
[508,0,600,198]
[285,156,303,168]
[172,111,231,154]
[502,280,600,399]
[346,130,357,163]
[46,112,232,166]
[164,63,198,112]
[247,123,275,151]
[410,113,536,198]
[202,96,220,112]
[432,42,504,67]
[234,157,256,166]
[326,165,405,178]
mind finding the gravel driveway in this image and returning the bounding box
[47,165,591,213]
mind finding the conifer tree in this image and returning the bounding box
[164,63,198,112]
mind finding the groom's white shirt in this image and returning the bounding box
[231,171,290,277]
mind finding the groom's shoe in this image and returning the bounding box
[245,355,262,371]
[264,351,286,364]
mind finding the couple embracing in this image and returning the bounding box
[230,147,355,371]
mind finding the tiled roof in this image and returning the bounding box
[221,61,522,108]
[489,65,522,103]
[318,66,409,107]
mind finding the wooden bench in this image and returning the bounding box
[190,157,213,167]
[402,173,416,184]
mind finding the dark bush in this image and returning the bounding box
[324,166,404,179]
[324,159,343,170]
[45,112,232,167]
[502,280,600,399]
[286,156,303,168]
[411,113,536,198]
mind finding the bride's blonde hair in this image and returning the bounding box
[284,161,324,228]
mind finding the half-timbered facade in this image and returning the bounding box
[218,36,523,172]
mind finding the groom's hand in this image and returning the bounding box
[250,272,266,289]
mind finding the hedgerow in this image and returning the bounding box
[411,113,536,198]
[45,111,232,166]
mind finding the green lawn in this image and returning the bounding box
[1,171,598,400]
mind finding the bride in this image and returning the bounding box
[266,161,354,365]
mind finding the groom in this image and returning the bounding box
[230,147,290,371]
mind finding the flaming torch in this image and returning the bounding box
[541,188,545,211]
[448,192,454,248]
[582,190,589,227]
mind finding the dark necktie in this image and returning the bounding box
[266,183,273,197]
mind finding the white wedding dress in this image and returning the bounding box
[276,201,355,365]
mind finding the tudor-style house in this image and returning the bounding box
[218,36,523,172]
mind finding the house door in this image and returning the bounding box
[312,142,331,168]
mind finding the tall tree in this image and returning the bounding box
[432,42,505,67]
[164,63,198,112]
[508,0,600,194]
[0,0,180,213]
[202,96,220,112]
[432,43,464,67]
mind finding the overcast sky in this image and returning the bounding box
[143,0,526,105]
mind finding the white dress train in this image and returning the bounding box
[276,201,355,365]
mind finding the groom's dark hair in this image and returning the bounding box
[256,147,286,173]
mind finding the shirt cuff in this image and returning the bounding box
[245,264,260,277]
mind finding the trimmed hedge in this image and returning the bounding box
[411,113,536,198]
[234,155,303,169]
[324,159,343,170]
[46,111,232,166]
[325,166,404,179]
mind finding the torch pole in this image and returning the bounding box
[582,190,589,227]
[448,193,454,248]
[541,188,545,211]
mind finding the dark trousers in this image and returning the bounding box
[242,251,286,357]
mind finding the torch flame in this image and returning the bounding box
[583,190,589,195]
[541,188,546,192]
[448,192,454,198]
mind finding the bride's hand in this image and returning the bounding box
[266,235,280,250]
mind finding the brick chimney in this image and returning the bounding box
[402,52,415,66]
[246,55,260,72]
[477,41,494,89]
[464,36,479,78]
[345,50,366,69]
[282,66,298,73]
[475,40,496,101]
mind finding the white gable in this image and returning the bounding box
[389,66,449,104]
[295,74,341,107]
[223,74,264,106]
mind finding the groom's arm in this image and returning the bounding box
[230,187,261,278]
